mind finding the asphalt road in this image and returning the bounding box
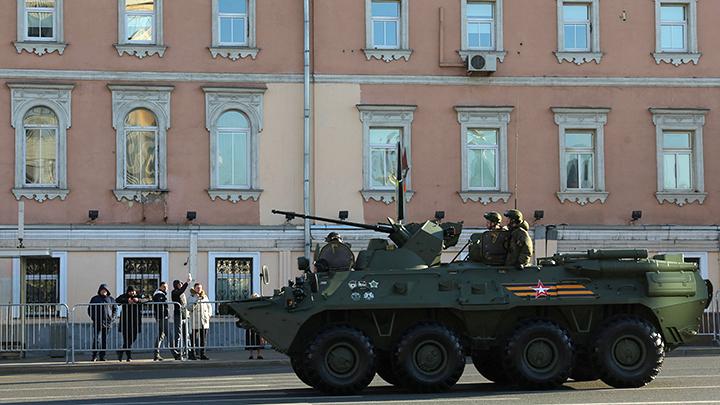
[0,355,718,405]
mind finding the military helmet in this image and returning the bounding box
[504,209,524,222]
[483,211,502,223]
[325,232,342,242]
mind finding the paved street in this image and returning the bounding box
[0,355,718,405]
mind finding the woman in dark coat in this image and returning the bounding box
[116,286,145,362]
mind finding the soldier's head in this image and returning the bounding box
[483,212,502,229]
[325,232,342,243]
[504,209,524,227]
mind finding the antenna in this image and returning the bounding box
[514,99,520,209]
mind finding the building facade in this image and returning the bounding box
[0,0,718,309]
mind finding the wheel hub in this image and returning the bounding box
[524,338,558,371]
[612,335,646,370]
[326,343,359,377]
[413,340,447,375]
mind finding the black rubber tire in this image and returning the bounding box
[570,349,600,382]
[301,326,376,395]
[290,354,315,388]
[591,316,664,388]
[392,323,465,392]
[472,349,512,385]
[503,320,574,389]
[376,350,400,386]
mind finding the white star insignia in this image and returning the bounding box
[369,280,379,289]
[533,280,549,298]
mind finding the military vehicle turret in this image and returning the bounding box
[226,145,712,395]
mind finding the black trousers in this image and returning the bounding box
[118,329,139,359]
[91,325,108,359]
[173,316,187,356]
[191,328,208,357]
[154,318,169,356]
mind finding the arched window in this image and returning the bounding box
[23,106,59,187]
[124,108,158,187]
[216,110,250,188]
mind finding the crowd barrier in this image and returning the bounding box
[700,291,720,344]
[0,304,69,361]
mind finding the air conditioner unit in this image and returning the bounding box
[467,53,497,73]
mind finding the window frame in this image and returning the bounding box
[116,0,166,58]
[210,0,259,60]
[109,85,173,202]
[216,117,251,189]
[22,107,59,188]
[368,127,403,190]
[357,104,415,203]
[24,0,56,41]
[364,0,411,62]
[12,252,67,311]
[459,0,506,64]
[465,128,500,191]
[370,1,401,49]
[552,107,610,205]
[659,4,687,52]
[115,252,169,298]
[563,131,596,191]
[123,111,160,189]
[15,0,66,56]
[207,252,260,302]
[203,87,265,203]
[9,83,72,202]
[661,131,693,190]
[653,0,699,65]
[650,108,707,205]
[455,106,512,204]
[555,0,601,64]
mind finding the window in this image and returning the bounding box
[210,0,258,60]
[460,0,506,64]
[653,0,699,65]
[116,0,166,58]
[364,0,411,62]
[207,252,260,303]
[12,253,67,314]
[203,87,265,202]
[553,108,609,205]
[115,252,169,298]
[357,105,415,203]
[651,108,707,205]
[9,84,71,202]
[110,85,172,202]
[555,0,601,64]
[456,107,512,204]
[15,0,65,55]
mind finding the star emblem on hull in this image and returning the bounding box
[533,280,549,298]
[369,280,379,289]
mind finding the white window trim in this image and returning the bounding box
[9,83,72,202]
[207,252,260,302]
[364,0,412,62]
[210,0,259,60]
[357,104,416,204]
[653,0,700,66]
[555,0,602,65]
[459,0,506,64]
[650,108,707,206]
[12,252,68,310]
[682,252,708,280]
[115,252,169,298]
[455,106,512,204]
[115,0,166,58]
[110,85,173,202]
[553,107,609,205]
[14,0,66,56]
[203,86,265,202]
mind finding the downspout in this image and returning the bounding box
[303,0,312,258]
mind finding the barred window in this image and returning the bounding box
[24,257,59,316]
[123,257,161,297]
[215,257,253,302]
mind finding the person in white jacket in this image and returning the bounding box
[187,283,212,360]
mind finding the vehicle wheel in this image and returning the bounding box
[570,349,599,382]
[472,349,512,384]
[290,354,315,388]
[592,316,664,388]
[376,350,400,386]
[392,323,465,392]
[301,326,376,395]
[503,320,573,389]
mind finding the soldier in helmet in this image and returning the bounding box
[503,209,533,268]
[325,232,342,243]
[480,212,509,265]
[314,232,354,272]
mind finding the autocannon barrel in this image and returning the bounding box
[272,210,393,234]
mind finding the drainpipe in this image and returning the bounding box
[303,0,312,258]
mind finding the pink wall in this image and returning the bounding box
[360,84,719,227]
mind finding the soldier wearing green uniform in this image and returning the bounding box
[503,209,533,268]
[479,212,509,265]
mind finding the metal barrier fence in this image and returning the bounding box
[700,291,720,344]
[186,300,262,359]
[0,304,69,361]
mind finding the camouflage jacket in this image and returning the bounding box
[505,221,533,267]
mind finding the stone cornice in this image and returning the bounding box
[652,52,701,66]
[554,52,603,65]
[363,49,412,62]
[114,44,167,59]
[12,188,69,202]
[14,42,67,56]
[556,191,609,205]
[208,189,262,203]
[209,47,260,60]
[458,192,512,204]
[655,192,707,206]
[360,190,415,204]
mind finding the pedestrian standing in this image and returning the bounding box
[187,283,211,360]
[88,284,116,362]
[246,293,265,360]
[152,281,170,361]
[116,286,145,362]
[171,274,191,360]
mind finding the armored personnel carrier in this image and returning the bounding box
[227,150,712,395]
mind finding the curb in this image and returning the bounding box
[0,358,290,374]
[667,346,720,357]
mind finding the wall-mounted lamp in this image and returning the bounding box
[434,211,445,221]
[631,210,642,221]
[534,210,545,221]
[186,211,197,221]
[338,210,349,220]
[88,210,99,221]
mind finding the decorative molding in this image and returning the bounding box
[554,52,602,65]
[461,0,504,55]
[556,191,608,205]
[12,188,69,202]
[112,189,168,203]
[13,42,66,56]
[209,47,259,60]
[360,190,414,204]
[363,49,412,62]
[652,52,701,66]
[208,189,262,203]
[458,192,511,204]
[114,44,167,59]
[655,192,706,206]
